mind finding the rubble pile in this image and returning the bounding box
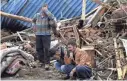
[59,18,116,57]
[0,0,127,80]
[57,9,127,79]
[1,29,12,38]
[1,47,35,75]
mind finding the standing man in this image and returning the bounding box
[32,4,55,70]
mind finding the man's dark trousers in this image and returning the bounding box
[36,35,51,64]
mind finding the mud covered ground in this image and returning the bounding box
[1,62,66,80]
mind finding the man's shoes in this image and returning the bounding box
[40,63,45,67]
[45,64,49,70]
[70,76,76,80]
[63,75,70,80]
[38,62,45,67]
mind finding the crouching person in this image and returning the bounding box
[64,40,94,80]
[53,45,66,72]
[53,44,76,79]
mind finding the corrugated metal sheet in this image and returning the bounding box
[1,0,99,31]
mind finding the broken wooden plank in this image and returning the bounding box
[1,32,29,43]
[73,26,80,47]
[81,45,95,50]
[122,65,127,79]
[113,38,123,79]
[81,37,90,45]
[17,32,25,42]
[59,26,73,30]
[92,0,117,10]
[86,5,106,28]
[95,49,103,56]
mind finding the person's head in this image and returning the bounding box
[67,39,77,52]
[42,4,48,11]
[41,4,48,16]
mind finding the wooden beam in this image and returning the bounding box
[81,46,94,50]
[113,38,123,79]
[122,65,127,79]
[0,11,32,22]
[92,0,117,10]
[81,0,86,20]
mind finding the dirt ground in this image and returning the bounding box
[1,63,65,80]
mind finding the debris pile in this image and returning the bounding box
[0,0,127,80]
[1,29,13,38]
[0,47,36,78]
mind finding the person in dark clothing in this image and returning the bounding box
[77,20,84,29]
[32,4,56,70]
[53,43,76,80]
[53,45,66,71]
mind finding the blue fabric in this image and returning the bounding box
[1,0,99,30]
[54,61,63,72]
[54,61,75,76]
[54,62,92,79]
[61,64,75,76]
[76,66,92,79]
